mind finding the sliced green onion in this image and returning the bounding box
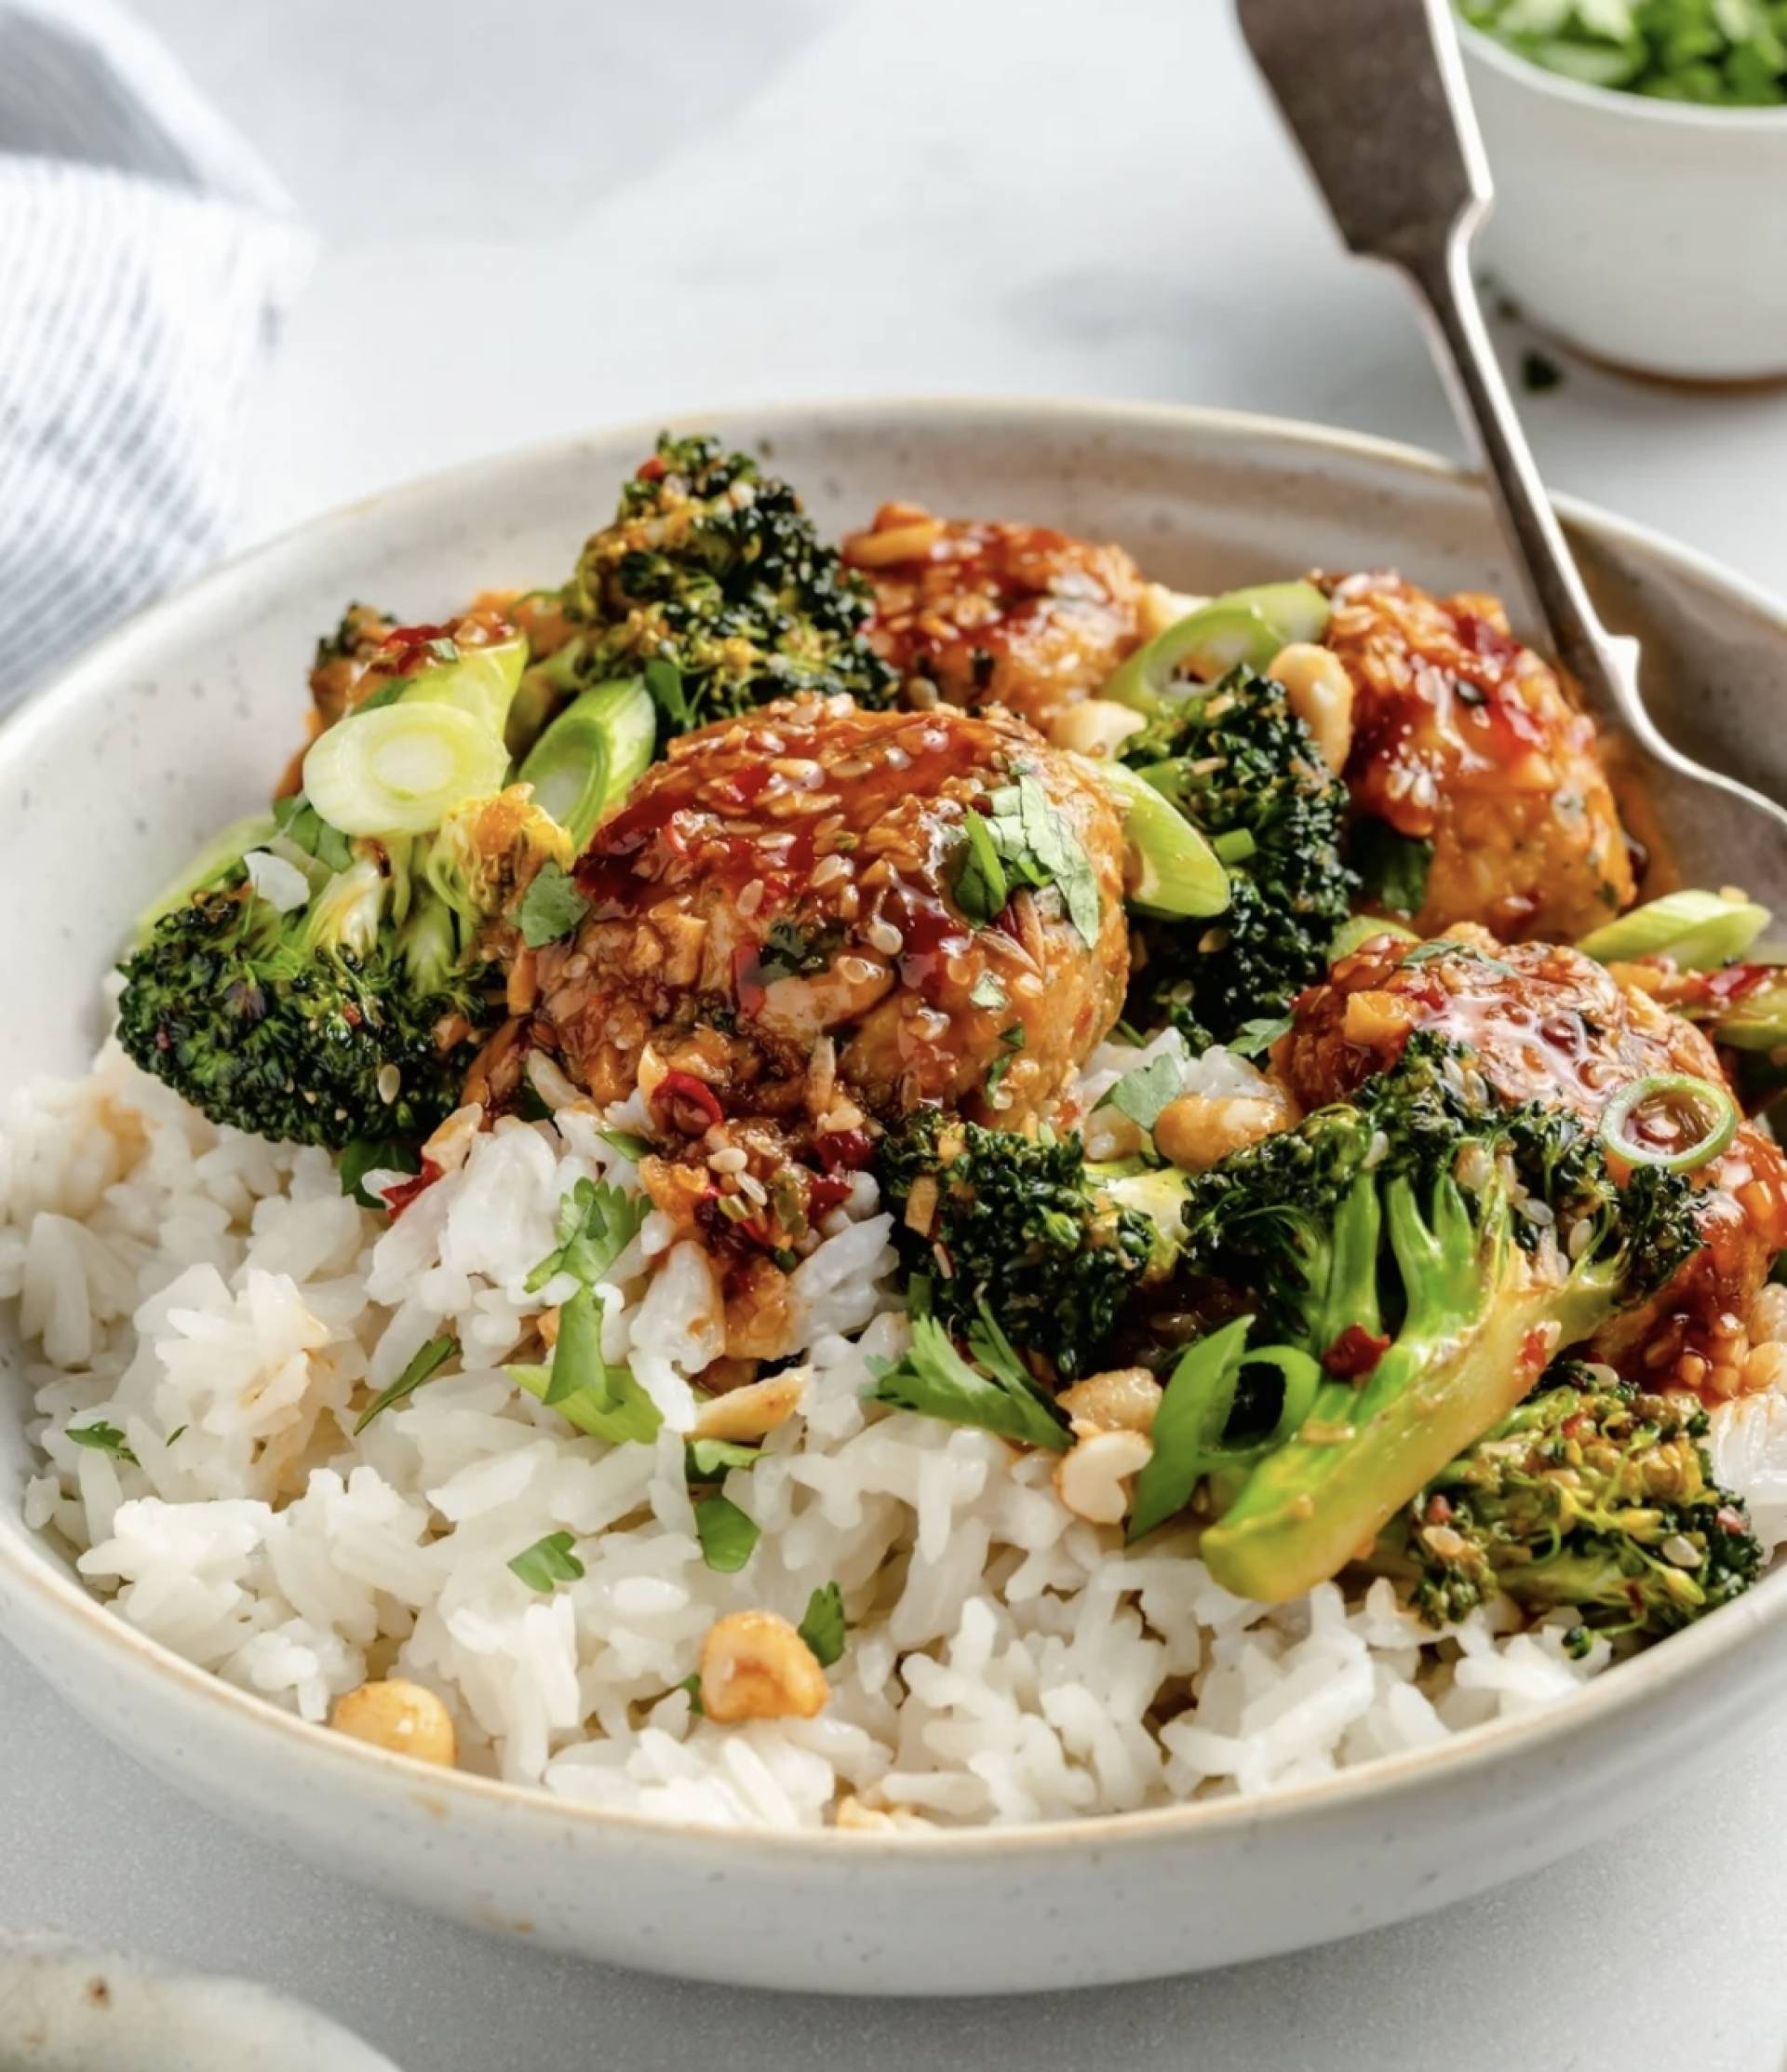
[1328,914,1418,962]
[399,626,529,737]
[517,676,657,848]
[1103,581,1330,715]
[1212,827,1257,866]
[1092,758,1229,920]
[1577,889,1771,973]
[302,702,510,837]
[1709,979,1787,1054]
[1599,1072,1738,1174]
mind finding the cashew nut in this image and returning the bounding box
[330,1678,458,1768]
[698,1610,830,1723]
[1056,1366,1163,1436]
[1268,641,1355,775]
[1152,1091,1292,1173]
[1053,1428,1154,1525]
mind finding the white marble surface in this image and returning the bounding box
[7,1,1787,2065]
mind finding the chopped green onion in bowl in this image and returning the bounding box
[1460,0,1787,107]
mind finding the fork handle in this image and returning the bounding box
[1405,221,1650,747]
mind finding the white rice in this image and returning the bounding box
[6,1031,1787,1831]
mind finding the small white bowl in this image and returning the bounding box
[1460,24,1787,382]
[0,1937,397,2071]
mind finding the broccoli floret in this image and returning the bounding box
[876,1109,1173,1380]
[554,432,897,734]
[1176,1031,1702,1601]
[116,789,568,1150]
[1374,1361,1763,1645]
[1121,667,1355,1047]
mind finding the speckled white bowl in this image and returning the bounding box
[6,399,1787,1998]
[0,1937,398,2070]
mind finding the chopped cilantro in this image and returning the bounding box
[354,1334,458,1433]
[66,1419,138,1466]
[517,861,591,949]
[1100,1050,1185,1130]
[953,810,1009,923]
[598,1126,654,1163]
[525,1177,643,1294]
[1228,1012,1295,1059]
[509,1285,663,1445]
[867,1308,1070,1453]
[508,1530,584,1594]
[644,656,690,727]
[694,1493,761,1572]
[686,1437,760,1481]
[985,1023,1026,1098]
[969,971,1009,1011]
[797,1581,848,1668]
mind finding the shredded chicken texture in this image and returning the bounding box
[1280,928,1787,1398]
[1323,572,1636,942]
[843,502,1146,729]
[531,693,1128,1134]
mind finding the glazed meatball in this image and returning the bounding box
[1323,572,1635,942]
[1280,928,1787,1397]
[842,503,1146,730]
[532,694,1130,1132]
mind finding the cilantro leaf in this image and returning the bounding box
[1100,1050,1185,1129]
[517,862,591,949]
[867,1313,1070,1453]
[340,1134,422,1210]
[677,1670,705,1715]
[962,773,1102,945]
[694,1493,760,1572]
[354,1334,458,1433]
[597,1127,655,1163]
[1228,1013,1295,1060]
[953,810,1009,924]
[509,1285,663,1445]
[969,972,1009,1011]
[797,1581,848,1668]
[508,1530,584,1594]
[66,1419,138,1466]
[526,1177,644,1294]
[685,1437,760,1481]
[985,1023,1025,1098]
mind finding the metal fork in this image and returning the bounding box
[1236,0,1787,898]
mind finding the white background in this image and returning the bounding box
[6,2,1787,2066]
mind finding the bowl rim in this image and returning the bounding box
[1458,16,1787,131]
[7,390,1787,1863]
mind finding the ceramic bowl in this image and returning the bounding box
[1459,24,1787,382]
[0,1936,397,2070]
[6,399,1787,1998]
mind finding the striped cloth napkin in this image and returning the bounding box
[0,0,313,708]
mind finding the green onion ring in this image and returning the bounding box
[1599,1072,1738,1174]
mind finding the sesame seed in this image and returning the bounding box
[1661,1534,1702,1569]
[866,918,904,956]
[708,1147,747,1175]
[736,880,766,918]
[376,1065,401,1104]
[810,854,851,891]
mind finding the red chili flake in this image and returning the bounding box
[815,1127,874,1175]
[652,1070,725,1132]
[377,622,456,675]
[383,1160,443,1218]
[1424,1493,1454,1526]
[1452,612,1520,665]
[1323,1324,1391,1380]
[806,1172,853,1216]
[1716,1506,1749,1537]
[636,454,666,481]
